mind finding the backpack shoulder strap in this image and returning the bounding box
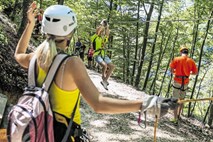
[61,93,80,142]
[43,54,70,91]
[28,55,37,87]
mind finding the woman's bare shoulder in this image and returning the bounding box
[66,55,90,81]
[66,55,86,70]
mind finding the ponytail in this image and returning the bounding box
[35,36,57,71]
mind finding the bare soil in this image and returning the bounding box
[80,69,213,142]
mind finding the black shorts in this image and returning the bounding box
[53,115,82,142]
[87,56,93,61]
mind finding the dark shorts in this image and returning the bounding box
[87,56,93,61]
[53,113,83,142]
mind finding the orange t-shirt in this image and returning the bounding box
[170,56,198,84]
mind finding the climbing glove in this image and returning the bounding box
[141,96,178,118]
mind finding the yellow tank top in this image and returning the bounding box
[36,66,81,124]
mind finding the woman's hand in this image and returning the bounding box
[27,2,37,25]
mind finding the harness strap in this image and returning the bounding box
[172,84,187,91]
[92,35,107,59]
[173,75,188,91]
[175,75,188,79]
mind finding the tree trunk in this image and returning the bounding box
[126,35,130,84]
[17,0,33,37]
[122,29,126,82]
[10,0,20,21]
[208,103,213,127]
[190,20,199,58]
[149,35,164,94]
[58,0,64,5]
[143,1,164,91]
[131,0,140,85]
[190,1,200,58]
[191,68,208,115]
[135,3,154,89]
[165,28,179,97]
[150,30,172,94]
[165,27,179,97]
[188,10,213,117]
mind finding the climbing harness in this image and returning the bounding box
[172,75,189,91]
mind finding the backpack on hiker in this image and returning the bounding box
[7,54,71,142]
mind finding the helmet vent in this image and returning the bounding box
[72,16,75,22]
[69,22,74,27]
[53,18,60,22]
[45,16,51,21]
[67,10,73,14]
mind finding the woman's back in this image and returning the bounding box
[36,56,82,123]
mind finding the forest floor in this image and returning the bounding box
[80,69,213,142]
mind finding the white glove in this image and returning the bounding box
[141,96,178,117]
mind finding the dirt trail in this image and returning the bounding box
[80,69,213,142]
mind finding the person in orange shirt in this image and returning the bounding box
[170,46,198,124]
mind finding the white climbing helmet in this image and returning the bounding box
[41,5,77,36]
[100,19,108,27]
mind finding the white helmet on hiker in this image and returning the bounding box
[100,19,108,27]
[41,5,77,36]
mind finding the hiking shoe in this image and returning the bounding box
[102,77,109,86]
[106,81,109,86]
[101,81,108,90]
[142,96,178,118]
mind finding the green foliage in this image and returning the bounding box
[0,26,8,46]
[0,0,14,9]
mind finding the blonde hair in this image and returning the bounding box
[35,33,73,71]
[35,36,58,71]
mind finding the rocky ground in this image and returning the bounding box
[80,69,213,142]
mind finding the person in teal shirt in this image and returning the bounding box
[91,19,115,90]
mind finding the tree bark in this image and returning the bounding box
[143,1,164,91]
[135,3,154,89]
[131,0,140,85]
[58,0,64,5]
[188,10,213,117]
[191,68,208,115]
[165,28,179,97]
[11,0,20,21]
[208,103,213,126]
[150,30,172,94]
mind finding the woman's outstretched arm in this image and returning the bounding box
[14,2,37,68]
[68,56,142,114]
